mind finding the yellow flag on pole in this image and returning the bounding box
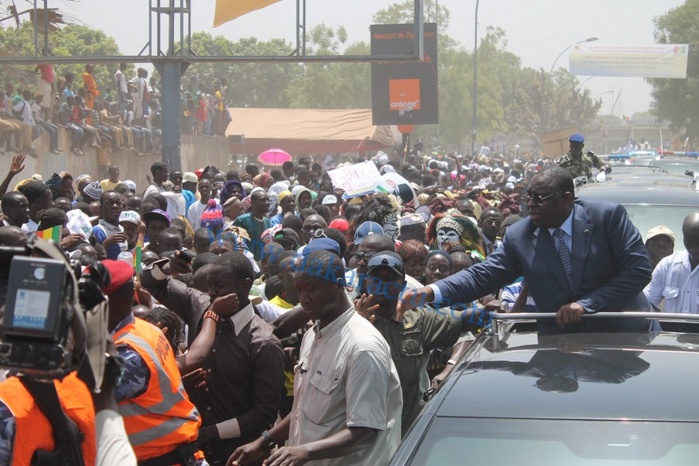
[213,0,281,28]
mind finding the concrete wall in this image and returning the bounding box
[0,129,232,193]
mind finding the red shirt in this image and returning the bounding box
[71,104,83,124]
[37,64,54,83]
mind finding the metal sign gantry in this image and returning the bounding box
[0,0,425,170]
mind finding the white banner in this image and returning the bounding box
[569,44,688,78]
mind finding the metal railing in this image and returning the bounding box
[489,311,699,335]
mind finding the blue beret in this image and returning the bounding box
[569,133,585,143]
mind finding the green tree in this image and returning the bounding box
[0,22,122,95]
[648,0,699,142]
[287,24,371,109]
[373,0,450,33]
[185,32,300,108]
[372,0,465,151]
[501,66,602,149]
[372,2,601,153]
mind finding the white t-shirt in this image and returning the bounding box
[187,199,218,229]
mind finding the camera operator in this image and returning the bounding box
[0,240,137,466]
[100,260,203,465]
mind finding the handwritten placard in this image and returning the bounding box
[329,161,382,198]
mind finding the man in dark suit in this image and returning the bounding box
[399,167,654,333]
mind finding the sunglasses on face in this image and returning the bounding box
[354,251,376,262]
[522,191,559,206]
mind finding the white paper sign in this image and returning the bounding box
[329,161,382,198]
[66,209,93,241]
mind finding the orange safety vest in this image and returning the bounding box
[114,317,201,461]
[0,372,96,466]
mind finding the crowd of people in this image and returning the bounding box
[0,130,696,466]
[0,63,207,160]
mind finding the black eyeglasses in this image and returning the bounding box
[522,192,559,206]
[354,251,376,262]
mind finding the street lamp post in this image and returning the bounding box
[543,37,598,139]
[471,0,480,158]
[548,36,598,79]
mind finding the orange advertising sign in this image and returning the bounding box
[389,79,421,112]
[371,23,438,125]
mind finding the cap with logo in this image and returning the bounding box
[119,210,141,225]
[322,194,338,206]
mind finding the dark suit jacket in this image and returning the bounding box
[435,198,653,333]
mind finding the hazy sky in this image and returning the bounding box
[67,0,686,115]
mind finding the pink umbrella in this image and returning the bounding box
[258,148,292,166]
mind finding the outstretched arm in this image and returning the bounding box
[0,154,26,199]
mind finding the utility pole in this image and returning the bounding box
[151,0,191,171]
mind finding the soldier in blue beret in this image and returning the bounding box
[557,133,610,180]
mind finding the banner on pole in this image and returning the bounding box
[569,44,688,78]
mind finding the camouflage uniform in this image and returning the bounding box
[557,150,607,179]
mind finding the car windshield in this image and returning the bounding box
[410,418,699,465]
[623,204,691,250]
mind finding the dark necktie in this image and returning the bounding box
[554,228,573,289]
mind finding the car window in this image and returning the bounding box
[623,205,691,251]
[408,418,699,465]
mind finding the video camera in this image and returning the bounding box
[0,239,110,385]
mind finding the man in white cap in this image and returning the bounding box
[119,210,142,253]
[644,225,675,271]
[322,194,340,220]
[181,171,199,213]
[124,180,137,194]
[644,213,699,313]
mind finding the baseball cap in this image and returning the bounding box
[124,180,137,192]
[647,225,675,244]
[119,210,141,225]
[274,228,300,249]
[322,194,338,206]
[353,221,384,245]
[142,208,171,227]
[183,172,198,183]
[328,218,349,233]
[367,251,405,277]
[569,133,585,143]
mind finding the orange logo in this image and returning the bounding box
[389,79,421,112]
